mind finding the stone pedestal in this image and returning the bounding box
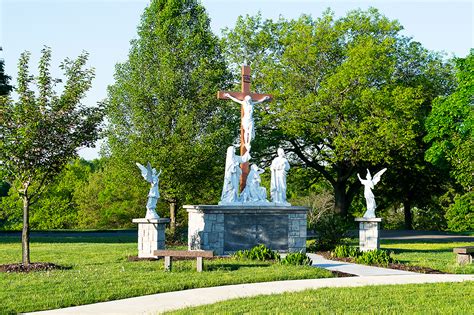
[355,217,382,252]
[132,218,170,258]
[185,205,308,255]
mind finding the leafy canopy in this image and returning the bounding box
[106,0,237,205]
[221,8,453,214]
[425,50,474,191]
[0,46,103,199]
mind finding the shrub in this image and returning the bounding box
[310,212,351,251]
[332,245,361,258]
[295,191,352,251]
[445,192,473,232]
[355,249,395,266]
[233,244,280,261]
[280,252,312,266]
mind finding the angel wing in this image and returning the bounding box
[136,162,153,183]
[372,168,387,185]
[366,169,372,180]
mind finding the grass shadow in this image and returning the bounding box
[206,263,270,271]
[381,238,474,244]
[0,230,137,244]
[386,248,455,254]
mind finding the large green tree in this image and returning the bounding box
[0,47,103,264]
[0,49,13,197]
[425,50,473,231]
[106,0,237,228]
[222,9,453,216]
[0,51,13,96]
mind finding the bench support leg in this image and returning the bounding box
[164,256,172,271]
[457,254,473,265]
[196,256,203,272]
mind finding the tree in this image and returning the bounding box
[74,159,148,228]
[0,50,13,96]
[425,50,473,191]
[374,39,455,229]
[222,9,453,216]
[29,158,95,229]
[0,48,13,197]
[0,47,103,264]
[106,0,237,229]
[425,50,473,231]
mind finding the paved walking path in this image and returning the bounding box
[307,253,416,276]
[30,274,473,315]
[30,253,473,315]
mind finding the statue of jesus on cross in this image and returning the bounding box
[217,65,272,191]
[224,93,270,148]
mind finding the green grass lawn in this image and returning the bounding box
[0,233,333,314]
[381,240,474,274]
[170,282,474,314]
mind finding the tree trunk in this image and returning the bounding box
[403,200,413,230]
[169,201,176,234]
[22,195,31,265]
[334,182,348,216]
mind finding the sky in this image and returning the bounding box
[1,0,472,160]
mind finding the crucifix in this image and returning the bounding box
[217,65,272,191]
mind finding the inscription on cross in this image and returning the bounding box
[217,65,272,191]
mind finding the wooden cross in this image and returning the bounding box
[217,65,272,191]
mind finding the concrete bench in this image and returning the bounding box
[154,250,214,272]
[453,246,474,265]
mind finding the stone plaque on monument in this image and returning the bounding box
[186,205,308,255]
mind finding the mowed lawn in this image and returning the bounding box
[170,282,474,314]
[381,240,474,274]
[0,233,333,314]
[1,232,473,313]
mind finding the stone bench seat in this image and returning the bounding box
[154,250,214,272]
[453,246,474,265]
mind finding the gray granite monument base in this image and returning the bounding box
[185,205,308,256]
[355,217,382,251]
[132,218,170,258]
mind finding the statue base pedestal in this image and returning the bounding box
[132,218,170,258]
[355,217,382,252]
[185,205,308,256]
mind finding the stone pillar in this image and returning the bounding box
[288,213,307,253]
[132,218,170,258]
[355,217,382,252]
[187,210,225,255]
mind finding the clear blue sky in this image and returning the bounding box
[1,0,472,160]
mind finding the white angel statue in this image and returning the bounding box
[357,168,387,218]
[136,162,162,219]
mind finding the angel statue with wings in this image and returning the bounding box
[136,162,162,219]
[357,168,387,218]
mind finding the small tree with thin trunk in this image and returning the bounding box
[0,47,103,265]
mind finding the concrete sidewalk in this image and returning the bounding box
[30,274,473,315]
[307,253,416,276]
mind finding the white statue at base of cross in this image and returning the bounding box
[241,164,269,204]
[270,148,291,206]
[219,145,251,205]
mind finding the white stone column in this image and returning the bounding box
[132,218,170,258]
[355,217,382,252]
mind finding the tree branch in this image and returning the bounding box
[289,139,336,186]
